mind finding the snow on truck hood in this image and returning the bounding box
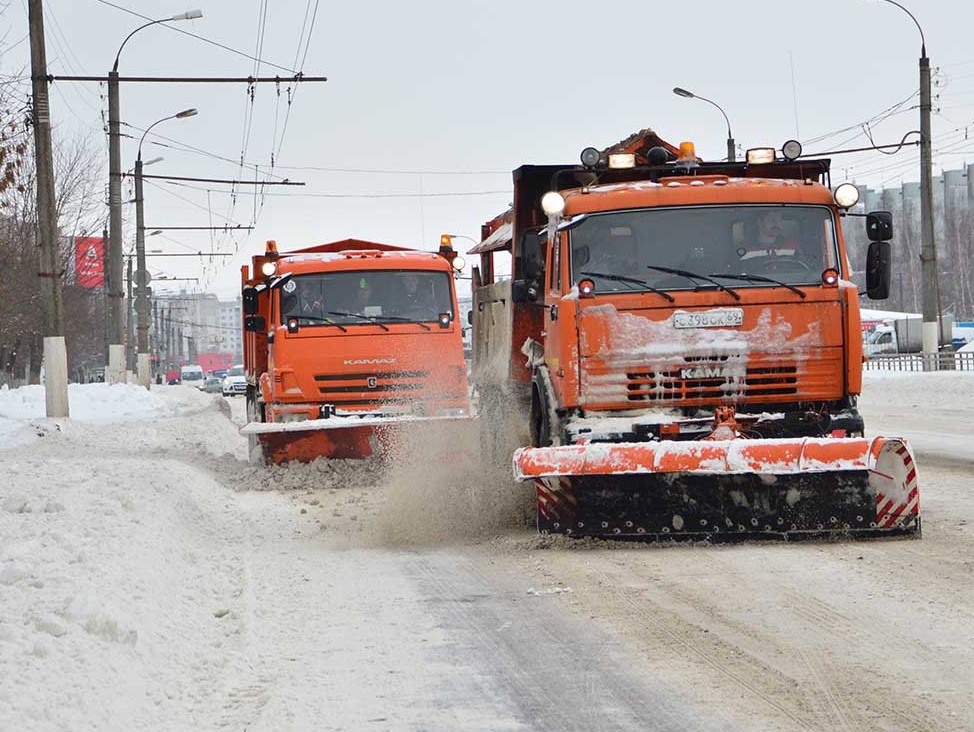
[576,304,823,404]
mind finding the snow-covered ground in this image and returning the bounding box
[1,374,973,731]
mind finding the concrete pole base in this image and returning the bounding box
[107,344,127,384]
[43,336,69,418]
[922,321,939,371]
[137,352,151,389]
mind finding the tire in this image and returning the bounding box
[530,387,552,448]
[245,386,267,465]
[247,433,265,465]
[530,367,559,447]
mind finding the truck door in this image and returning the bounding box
[540,229,579,409]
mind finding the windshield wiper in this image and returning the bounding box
[709,273,806,299]
[644,265,741,300]
[580,271,675,302]
[374,313,432,331]
[326,310,390,331]
[289,315,348,332]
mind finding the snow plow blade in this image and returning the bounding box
[514,436,920,541]
[241,415,476,465]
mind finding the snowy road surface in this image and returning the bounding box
[1,372,973,731]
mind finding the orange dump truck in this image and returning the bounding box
[469,130,919,540]
[240,237,471,464]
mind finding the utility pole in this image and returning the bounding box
[134,157,148,385]
[126,256,135,373]
[919,39,941,367]
[107,63,124,383]
[877,1,941,367]
[52,66,325,380]
[27,0,68,417]
[134,108,197,388]
[102,226,110,368]
[106,10,203,384]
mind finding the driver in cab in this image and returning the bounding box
[739,210,799,262]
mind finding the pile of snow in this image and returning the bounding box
[0,382,218,447]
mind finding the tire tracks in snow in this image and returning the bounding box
[405,550,742,732]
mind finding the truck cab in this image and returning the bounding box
[240,238,471,463]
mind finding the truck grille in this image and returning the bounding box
[625,362,798,402]
[313,370,429,407]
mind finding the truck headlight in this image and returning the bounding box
[541,191,566,216]
[833,183,860,209]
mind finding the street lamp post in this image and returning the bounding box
[107,9,201,385]
[134,108,198,387]
[873,0,941,367]
[673,87,736,162]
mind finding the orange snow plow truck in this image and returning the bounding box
[470,130,920,540]
[240,237,471,464]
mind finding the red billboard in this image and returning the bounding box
[74,236,105,288]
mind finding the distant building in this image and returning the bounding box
[152,291,242,368]
[850,164,974,320]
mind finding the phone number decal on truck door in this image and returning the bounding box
[673,308,744,329]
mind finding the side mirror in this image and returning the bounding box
[242,286,260,315]
[866,211,893,242]
[522,257,542,281]
[511,278,540,303]
[865,240,891,300]
[244,315,266,332]
[466,310,473,325]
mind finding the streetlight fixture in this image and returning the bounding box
[134,108,198,388]
[106,9,202,385]
[672,86,736,162]
[870,0,941,366]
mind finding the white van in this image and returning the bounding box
[180,364,205,387]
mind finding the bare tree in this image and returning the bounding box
[0,92,107,384]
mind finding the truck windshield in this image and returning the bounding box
[279,270,455,326]
[569,205,838,292]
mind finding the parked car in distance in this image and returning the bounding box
[222,364,247,397]
[202,376,223,393]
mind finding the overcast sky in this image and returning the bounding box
[5,0,974,299]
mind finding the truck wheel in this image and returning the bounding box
[248,433,265,465]
[245,387,267,464]
[530,386,552,448]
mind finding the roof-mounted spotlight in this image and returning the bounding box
[580,147,601,168]
[541,191,566,216]
[746,147,776,165]
[607,153,636,169]
[833,183,860,209]
[781,139,803,162]
[646,146,671,165]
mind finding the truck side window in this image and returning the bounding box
[518,228,546,284]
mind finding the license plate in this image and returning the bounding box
[673,308,744,329]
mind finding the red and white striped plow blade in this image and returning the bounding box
[535,477,576,521]
[868,437,920,529]
[515,436,920,530]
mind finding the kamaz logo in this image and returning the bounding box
[367,376,378,389]
[681,366,729,380]
[344,358,396,365]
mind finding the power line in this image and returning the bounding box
[89,0,300,74]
